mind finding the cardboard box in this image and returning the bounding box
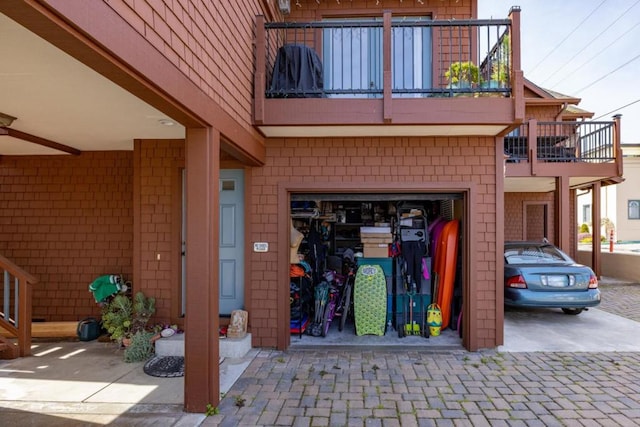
[361,236,393,244]
[361,231,392,238]
[363,244,389,258]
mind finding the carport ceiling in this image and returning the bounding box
[0,12,185,156]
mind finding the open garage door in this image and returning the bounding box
[288,192,465,347]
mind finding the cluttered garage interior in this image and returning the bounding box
[288,193,466,346]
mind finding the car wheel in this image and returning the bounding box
[561,308,584,315]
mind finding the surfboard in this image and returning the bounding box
[434,219,459,330]
[353,264,387,336]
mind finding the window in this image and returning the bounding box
[322,17,432,97]
[629,200,640,219]
[582,204,591,223]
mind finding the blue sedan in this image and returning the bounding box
[504,241,601,315]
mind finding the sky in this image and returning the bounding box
[478,0,640,143]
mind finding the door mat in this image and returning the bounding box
[143,356,184,378]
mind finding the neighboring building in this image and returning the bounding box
[0,1,622,412]
[577,144,640,242]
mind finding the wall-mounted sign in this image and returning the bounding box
[253,242,269,252]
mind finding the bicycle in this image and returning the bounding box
[321,285,339,337]
[335,261,356,332]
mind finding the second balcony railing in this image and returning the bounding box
[505,120,620,164]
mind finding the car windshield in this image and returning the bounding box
[504,244,568,264]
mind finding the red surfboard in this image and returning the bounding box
[434,219,459,330]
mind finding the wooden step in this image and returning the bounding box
[1,321,79,339]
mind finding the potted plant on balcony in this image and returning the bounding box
[445,61,481,92]
[488,35,510,89]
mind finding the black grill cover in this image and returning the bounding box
[269,44,324,97]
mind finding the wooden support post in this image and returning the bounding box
[184,127,220,412]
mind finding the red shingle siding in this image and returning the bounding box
[0,153,133,321]
[249,135,499,349]
[289,0,472,17]
[504,192,555,242]
[105,0,265,136]
[287,0,475,67]
[525,105,560,122]
[137,140,185,323]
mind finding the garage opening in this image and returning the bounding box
[289,192,465,347]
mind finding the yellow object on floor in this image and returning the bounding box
[404,321,421,335]
[427,304,442,337]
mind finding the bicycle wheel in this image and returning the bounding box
[339,282,352,332]
[322,299,336,337]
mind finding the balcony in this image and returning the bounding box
[504,117,623,192]
[254,9,523,138]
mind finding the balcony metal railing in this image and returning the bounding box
[261,12,514,98]
[505,120,618,164]
[0,254,36,357]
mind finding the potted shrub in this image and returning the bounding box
[124,291,157,362]
[101,293,133,345]
[128,291,156,336]
[124,329,156,362]
[445,61,480,90]
[102,291,157,362]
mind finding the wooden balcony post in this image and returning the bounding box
[509,7,524,122]
[613,114,623,176]
[556,176,570,252]
[254,15,266,125]
[383,11,392,123]
[528,119,538,176]
[508,7,521,76]
[591,181,602,278]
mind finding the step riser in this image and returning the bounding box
[155,333,252,359]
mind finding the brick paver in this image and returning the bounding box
[202,281,640,426]
[203,350,640,426]
[598,282,640,322]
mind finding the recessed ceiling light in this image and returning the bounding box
[158,119,176,126]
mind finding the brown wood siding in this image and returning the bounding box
[0,153,133,321]
[248,135,499,349]
[135,139,185,324]
[525,105,561,122]
[104,0,266,138]
[286,0,476,75]
[504,192,555,242]
[287,0,473,18]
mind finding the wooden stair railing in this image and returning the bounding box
[0,254,37,358]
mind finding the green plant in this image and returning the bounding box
[205,403,219,416]
[101,294,133,343]
[130,291,156,335]
[445,61,480,87]
[101,291,156,348]
[234,396,246,408]
[123,330,155,362]
[579,223,590,233]
[490,35,510,86]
